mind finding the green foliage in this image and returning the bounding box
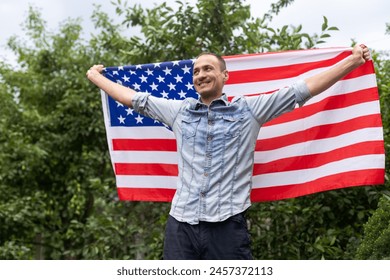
[266,0,295,18]
[0,6,160,259]
[248,187,384,260]
[264,16,339,50]
[356,194,390,259]
[0,0,388,260]
[99,0,339,62]
[354,42,390,260]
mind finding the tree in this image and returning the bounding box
[0,5,167,259]
[0,0,387,260]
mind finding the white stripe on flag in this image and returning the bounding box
[254,127,384,163]
[252,154,385,188]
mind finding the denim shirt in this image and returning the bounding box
[132,80,311,224]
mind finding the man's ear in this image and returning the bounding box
[223,70,229,83]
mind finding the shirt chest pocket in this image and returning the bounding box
[222,115,243,138]
[182,116,201,139]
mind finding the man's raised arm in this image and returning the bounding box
[305,44,371,97]
[86,64,136,107]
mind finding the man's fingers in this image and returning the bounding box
[86,65,105,77]
[358,44,371,61]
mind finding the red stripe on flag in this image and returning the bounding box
[250,169,385,202]
[115,163,178,176]
[263,87,379,127]
[253,141,385,174]
[117,187,175,202]
[256,114,383,151]
[116,169,385,202]
[113,141,384,177]
[344,60,376,79]
[226,51,351,84]
[113,139,177,151]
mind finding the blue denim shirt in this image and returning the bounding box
[132,80,311,224]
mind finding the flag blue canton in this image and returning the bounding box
[103,59,197,127]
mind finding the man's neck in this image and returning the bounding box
[200,92,223,106]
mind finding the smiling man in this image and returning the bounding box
[192,53,229,104]
[87,45,370,259]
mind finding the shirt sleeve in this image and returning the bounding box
[245,80,311,124]
[132,91,183,127]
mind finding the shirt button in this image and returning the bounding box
[207,136,213,141]
[200,192,206,197]
[208,120,213,125]
[204,172,208,177]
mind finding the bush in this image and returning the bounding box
[356,194,390,259]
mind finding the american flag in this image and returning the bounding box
[101,47,385,202]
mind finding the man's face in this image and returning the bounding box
[193,55,228,102]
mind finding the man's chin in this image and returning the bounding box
[198,91,212,98]
[198,90,222,100]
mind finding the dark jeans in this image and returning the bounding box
[163,212,253,260]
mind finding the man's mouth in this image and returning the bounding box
[198,81,210,87]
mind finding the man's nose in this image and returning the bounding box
[197,70,207,79]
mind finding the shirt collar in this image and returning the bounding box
[195,93,229,110]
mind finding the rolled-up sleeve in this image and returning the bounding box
[245,79,312,124]
[132,91,150,113]
[294,80,312,107]
[132,92,183,127]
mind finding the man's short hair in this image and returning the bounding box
[195,52,227,71]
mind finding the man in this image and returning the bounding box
[87,44,371,259]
